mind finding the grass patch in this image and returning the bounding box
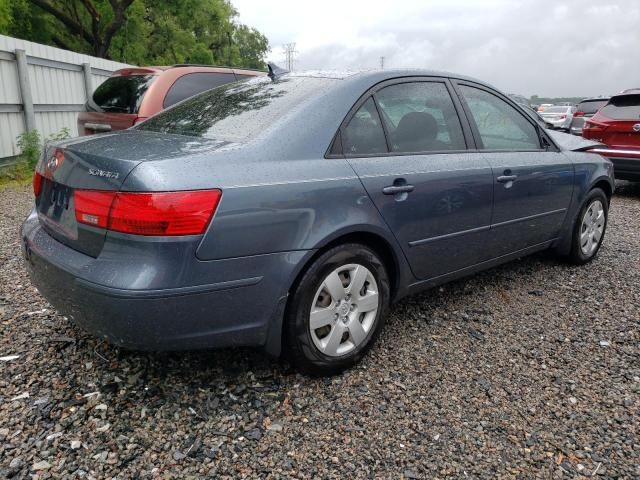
[0,160,32,189]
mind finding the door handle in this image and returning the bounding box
[497,175,517,183]
[382,184,415,195]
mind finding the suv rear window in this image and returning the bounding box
[137,76,338,142]
[163,72,236,108]
[87,75,156,114]
[576,99,608,114]
[600,94,640,120]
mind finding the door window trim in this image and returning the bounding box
[450,80,560,153]
[326,76,476,159]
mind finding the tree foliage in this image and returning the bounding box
[0,0,269,69]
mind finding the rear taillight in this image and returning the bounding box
[559,115,566,120]
[582,120,608,139]
[33,172,43,197]
[574,111,585,117]
[74,189,221,236]
[75,190,116,228]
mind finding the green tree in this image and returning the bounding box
[3,0,269,68]
[0,0,11,32]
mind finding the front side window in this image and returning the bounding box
[341,97,388,155]
[375,82,466,153]
[459,85,541,150]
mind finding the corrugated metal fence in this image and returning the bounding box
[0,35,132,164]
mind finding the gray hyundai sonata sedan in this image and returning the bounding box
[22,68,614,375]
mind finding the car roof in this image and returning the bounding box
[111,65,264,76]
[579,97,610,102]
[287,68,497,90]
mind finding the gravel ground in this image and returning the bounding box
[0,183,638,479]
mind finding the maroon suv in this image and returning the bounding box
[78,65,263,136]
[583,89,640,181]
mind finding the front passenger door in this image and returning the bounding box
[455,83,574,258]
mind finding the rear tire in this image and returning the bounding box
[567,188,609,265]
[284,243,390,376]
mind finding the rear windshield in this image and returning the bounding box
[136,76,338,142]
[544,106,570,113]
[577,99,608,114]
[600,94,640,120]
[87,74,156,114]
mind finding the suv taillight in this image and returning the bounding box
[582,120,608,140]
[574,111,585,117]
[75,189,222,235]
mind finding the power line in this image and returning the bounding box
[282,43,298,71]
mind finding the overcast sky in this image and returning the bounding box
[233,0,640,98]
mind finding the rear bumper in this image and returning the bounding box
[21,210,306,352]
[588,148,640,181]
[545,118,571,129]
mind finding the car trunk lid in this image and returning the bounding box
[34,131,231,257]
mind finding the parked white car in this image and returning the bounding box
[539,105,575,131]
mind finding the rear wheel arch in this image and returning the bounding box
[592,178,613,200]
[289,230,401,302]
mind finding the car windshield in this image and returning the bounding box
[600,94,640,120]
[544,106,570,113]
[87,74,156,114]
[577,99,608,114]
[137,76,339,142]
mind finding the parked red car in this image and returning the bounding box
[78,65,264,136]
[583,90,640,181]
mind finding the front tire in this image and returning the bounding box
[567,188,609,265]
[284,244,390,376]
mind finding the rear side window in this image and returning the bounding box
[600,95,640,120]
[459,85,541,150]
[577,99,608,114]
[342,98,387,155]
[375,82,466,153]
[163,73,236,108]
[87,75,155,114]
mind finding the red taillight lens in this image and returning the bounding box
[33,172,43,197]
[574,111,585,117]
[75,191,116,228]
[74,189,221,236]
[559,115,566,120]
[582,120,608,139]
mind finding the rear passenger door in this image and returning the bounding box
[339,78,494,281]
[453,82,574,258]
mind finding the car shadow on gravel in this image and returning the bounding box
[614,180,640,198]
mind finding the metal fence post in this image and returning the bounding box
[82,62,93,102]
[14,49,35,132]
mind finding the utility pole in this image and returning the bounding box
[283,43,298,71]
[379,56,385,70]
